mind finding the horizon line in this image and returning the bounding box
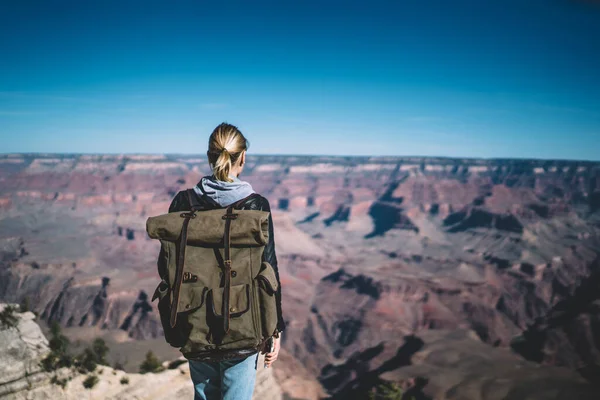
[2,152,600,164]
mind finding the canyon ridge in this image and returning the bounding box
[1,153,599,399]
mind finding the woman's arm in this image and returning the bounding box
[259,196,286,334]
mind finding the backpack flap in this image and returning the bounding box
[257,262,279,295]
[146,209,270,247]
[209,284,250,318]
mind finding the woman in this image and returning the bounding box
[167,122,285,400]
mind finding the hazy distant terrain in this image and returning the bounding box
[1,153,599,399]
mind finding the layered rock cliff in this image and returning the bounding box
[1,154,599,398]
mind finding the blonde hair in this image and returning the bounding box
[207,122,249,182]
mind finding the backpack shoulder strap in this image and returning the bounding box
[186,188,203,211]
[230,192,261,210]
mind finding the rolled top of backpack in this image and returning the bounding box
[146,209,270,247]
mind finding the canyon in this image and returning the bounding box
[0,153,599,399]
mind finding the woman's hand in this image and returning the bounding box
[264,334,281,368]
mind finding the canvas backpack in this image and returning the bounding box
[146,189,279,358]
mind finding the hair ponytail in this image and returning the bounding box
[213,148,233,182]
[207,123,249,182]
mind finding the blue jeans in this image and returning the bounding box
[189,354,258,400]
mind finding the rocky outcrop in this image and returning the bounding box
[119,291,161,339]
[0,304,50,398]
[0,269,162,340]
[511,259,600,380]
[323,205,351,226]
[443,207,524,234]
[365,202,419,238]
[0,304,282,400]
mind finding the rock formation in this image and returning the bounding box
[323,329,599,400]
[0,304,282,400]
[1,154,599,399]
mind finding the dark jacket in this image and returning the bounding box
[168,189,286,357]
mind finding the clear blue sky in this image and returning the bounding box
[1,0,599,160]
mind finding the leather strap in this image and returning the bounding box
[170,190,203,328]
[220,192,260,334]
[186,189,203,211]
[221,205,235,333]
[170,208,196,328]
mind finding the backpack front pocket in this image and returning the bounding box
[206,284,258,347]
[209,283,250,318]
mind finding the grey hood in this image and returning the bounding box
[193,174,255,207]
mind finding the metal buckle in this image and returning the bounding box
[182,272,198,283]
